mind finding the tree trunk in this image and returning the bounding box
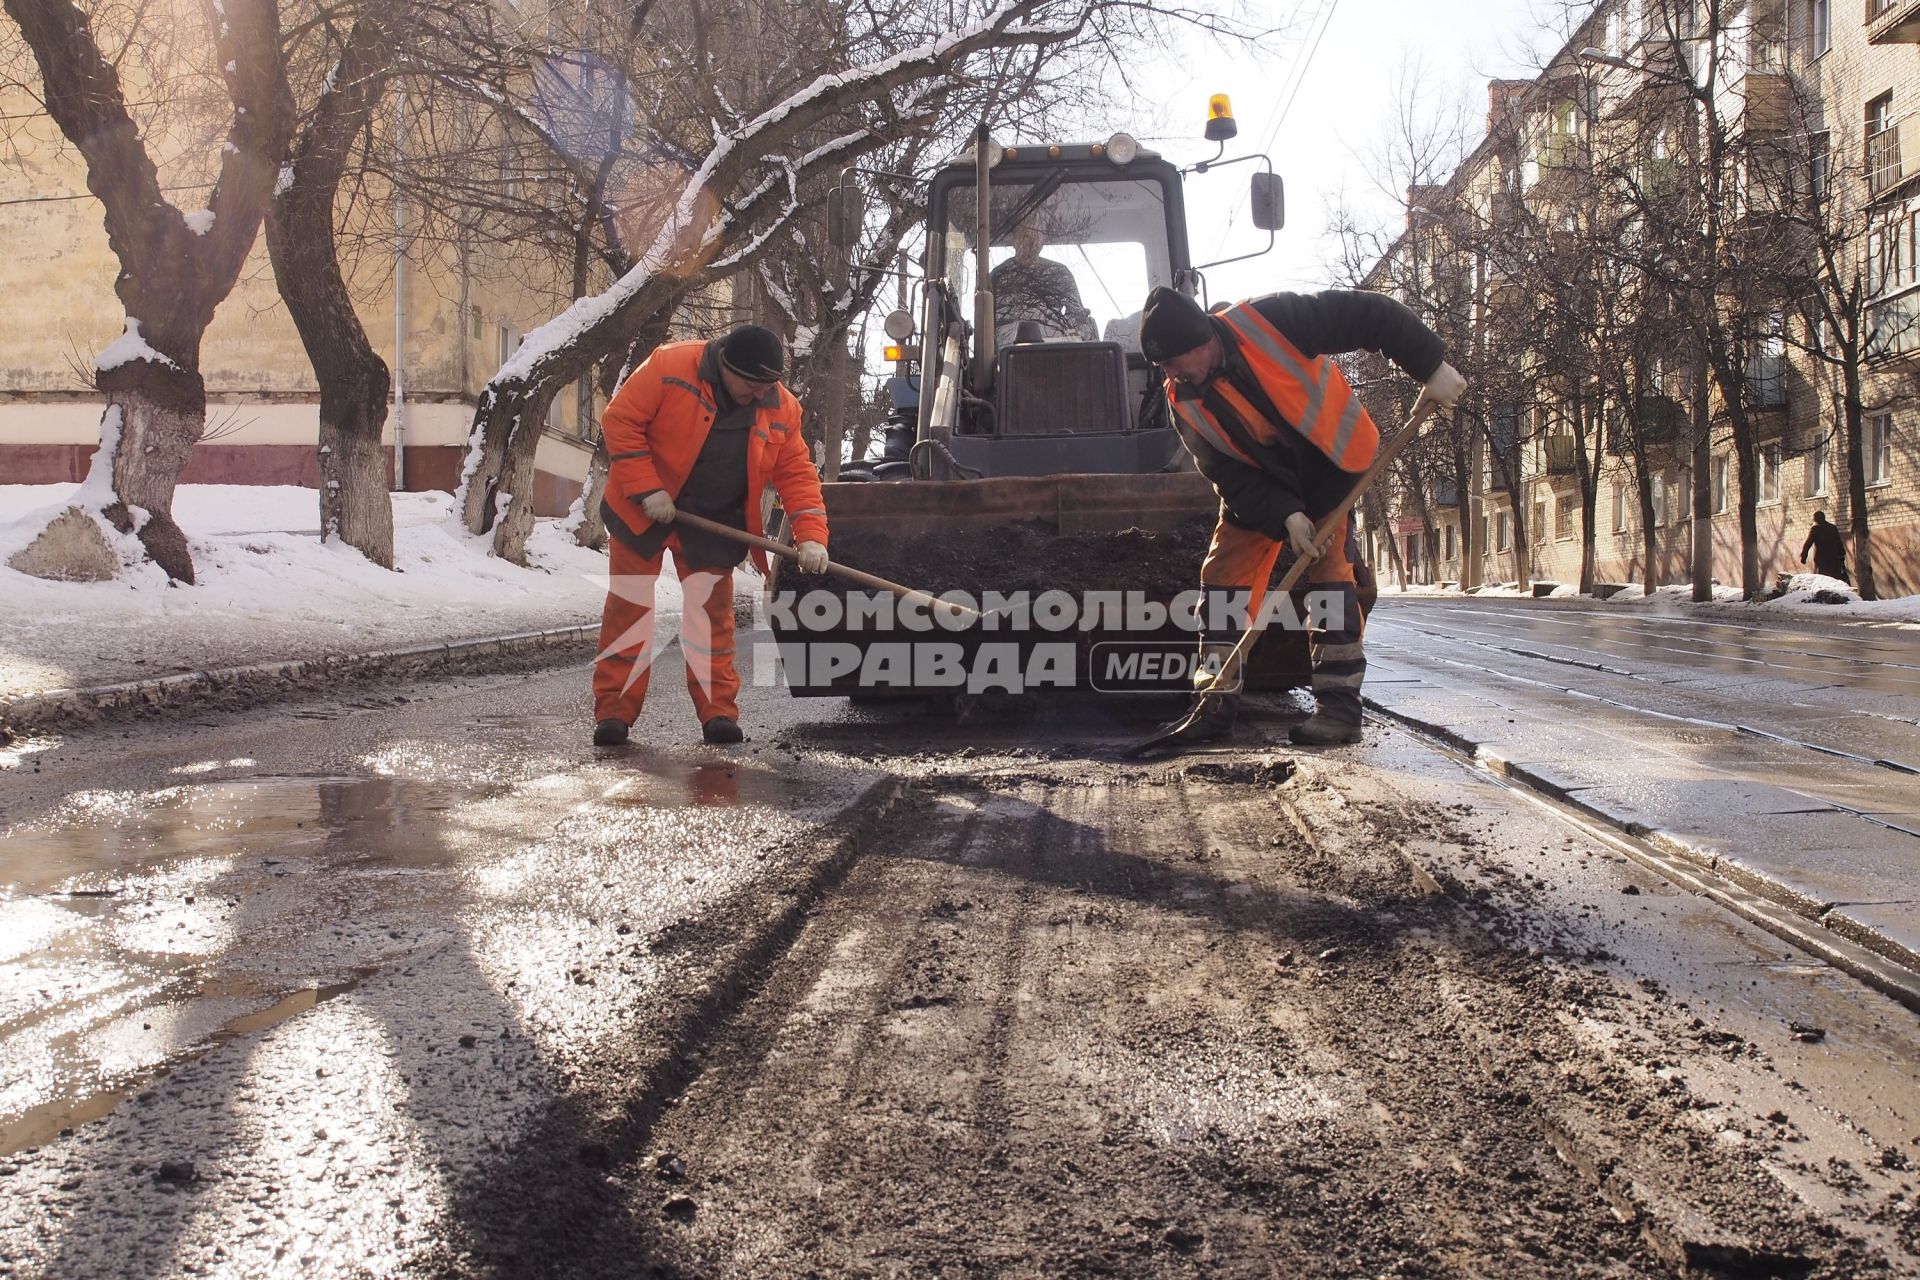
[1841,350,1878,600]
[1689,370,1713,600]
[820,329,850,481]
[570,439,611,550]
[318,398,394,563]
[2,0,292,582]
[1706,358,1763,599]
[12,367,210,583]
[1637,467,1658,598]
[264,13,398,568]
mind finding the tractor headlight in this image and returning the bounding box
[1104,132,1140,166]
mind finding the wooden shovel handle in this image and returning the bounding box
[668,510,983,622]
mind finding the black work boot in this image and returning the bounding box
[1288,711,1362,746]
[593,718,630,747]
[701,716,744,745]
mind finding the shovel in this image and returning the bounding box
[669,510,984,625]
[1122,394,1442,760]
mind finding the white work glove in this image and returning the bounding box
[1284,511,1321,561]
[639,490,676,524]
[796,540,828,574]
[1422,360,1467,411]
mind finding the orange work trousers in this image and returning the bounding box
[1200,512,1359,612]
[593,534,740,727]
[1200,510,1367,718]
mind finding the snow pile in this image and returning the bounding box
[1770,572,1857,605]
[0,484,730,702]
[1601,583,1746,604]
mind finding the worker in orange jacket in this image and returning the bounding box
[593,325,829,746]
[1140,286,1464,746]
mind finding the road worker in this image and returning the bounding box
[593,324,829,746]
[1139,285,1465,746]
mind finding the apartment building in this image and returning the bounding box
[1360,0,1920,597]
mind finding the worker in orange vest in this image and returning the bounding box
[1139,286,1465,746]
[593,325,828,746]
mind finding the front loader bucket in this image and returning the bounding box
[817,471,1218,538]
[766,472,1331,699]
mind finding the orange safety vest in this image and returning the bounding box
[1166,302,1380,473]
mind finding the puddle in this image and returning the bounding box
[0,974,366,1158]
[600,755,798,809]
[2,775,507,896]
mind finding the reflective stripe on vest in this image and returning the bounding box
[1170,395,1258,466]
[1173,302,1381,472]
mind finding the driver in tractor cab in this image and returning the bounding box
[990,222,1098,347]
[1140,285,1466,747]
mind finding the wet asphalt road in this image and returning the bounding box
[1,629,1918,1276]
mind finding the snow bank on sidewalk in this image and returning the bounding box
[0,484,674,701]
[1379,572,1920,626]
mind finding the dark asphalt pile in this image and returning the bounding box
[791,518,1217,599]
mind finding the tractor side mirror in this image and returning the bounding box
[827,183,863,248]
[1251,172,1284,232]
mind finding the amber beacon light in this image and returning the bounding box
[1205,94,1238,142]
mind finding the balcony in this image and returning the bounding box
[1431,479,1462,508]
[1868,0,1920,44]
[1867,117,1920,198]
[1544,434,1580,474]
[1739,71,1792,135]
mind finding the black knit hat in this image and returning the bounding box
[1139,286,1214,363]
[718,324,784,381]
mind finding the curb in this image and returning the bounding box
[0,624,598,738]
[1364,696,1920,983]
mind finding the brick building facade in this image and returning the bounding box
[1360,0,1920,597]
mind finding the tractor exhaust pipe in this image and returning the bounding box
[970,123,996,390]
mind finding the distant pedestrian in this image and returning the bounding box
[1799,510,1850,584]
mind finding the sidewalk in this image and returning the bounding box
[1376,576,1920,632]
[1,484,728,734]
[1364,663,1920,986]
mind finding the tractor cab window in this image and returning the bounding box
[938,174,1174,352]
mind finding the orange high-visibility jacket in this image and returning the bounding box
[1166,301,1381,474]
[602,340,828,573]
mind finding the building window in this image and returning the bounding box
[1869,414,1893,484]
[1533,498,1548,540]
[1867,292,1920,359]
[1807,446,1829,496]
[1747,313,1787,407]
[1759,443,1782,503]
[1810,131,1829,201]
[1810,0,1829,56]
[1867,92,1899,198]
[1612,482,1628,532]
[1445,524,1458,559]
[470,307,484,340]
[1676,467,1691,523]
[1496,510,1512,552]
[1556,497,1576,540]
[1491,406,1519,456]
[1651,472,1666,526]
[1711,453,1729,512]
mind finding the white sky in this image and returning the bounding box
[1123,0,1572,296]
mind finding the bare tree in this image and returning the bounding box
[2,0,294,582]
[265,7,403,567]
